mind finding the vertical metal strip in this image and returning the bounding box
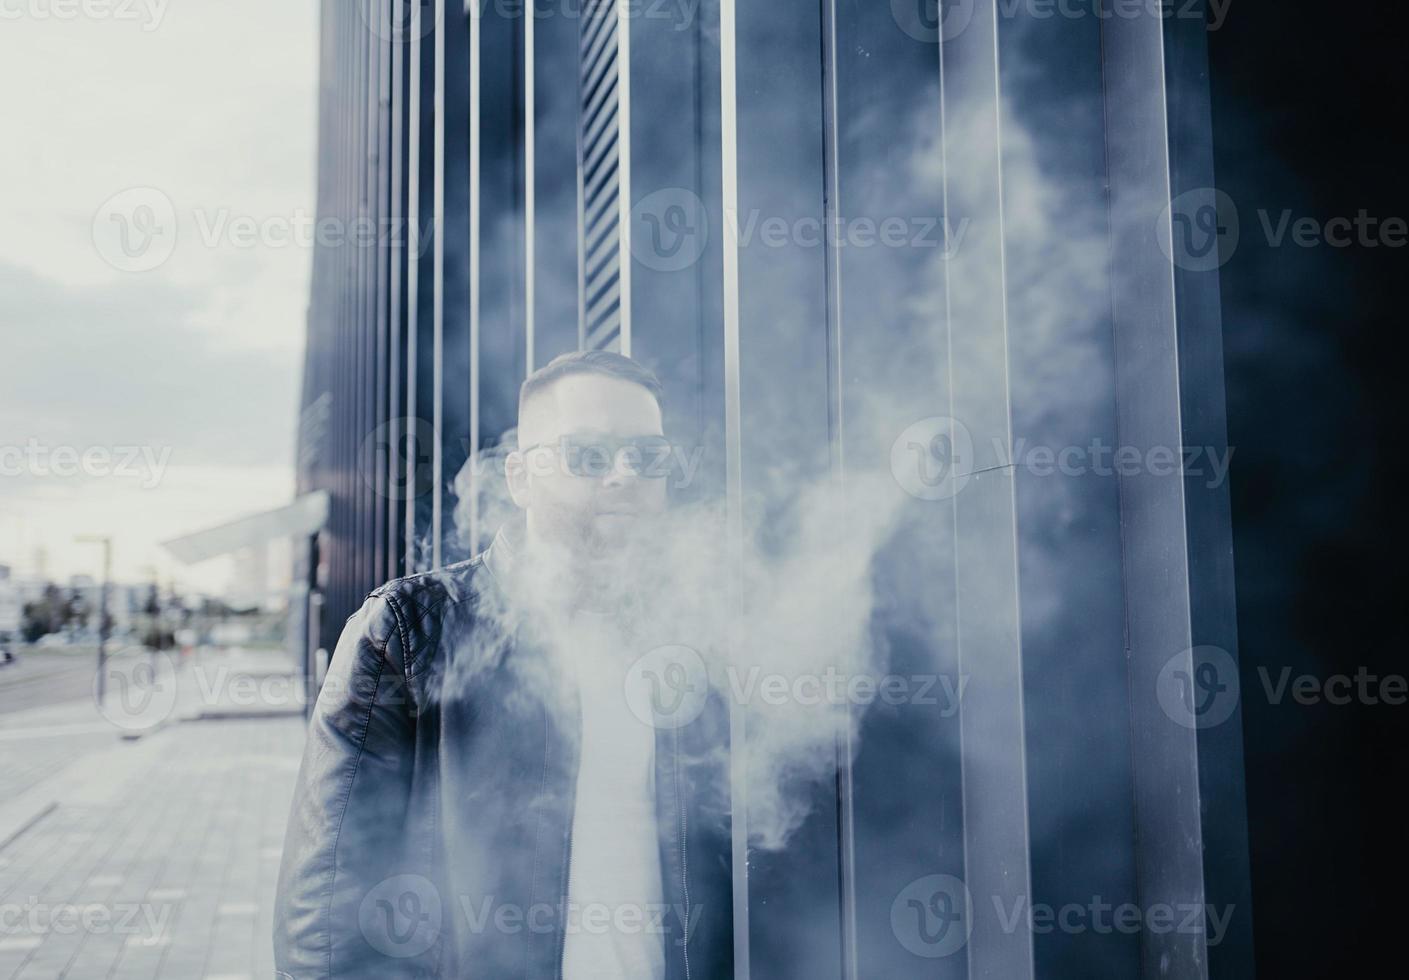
[615,0,632,356]
[432,0,446,569]
[350,5,360,608]
[575,5,587,351]
[404,0,421,570]
[348,3,357,609]
[1164,7,1255,976]
[937,1,1035,976]
[365,10,376,590]
[718,2,749,976]
[525,1,537,372]
[468,0,482,551]
[819,2,844,478]
[1102,4,1210,977]
[364,10,377,590]
[817,0,856,975]
[373,1,391,585]
[387,0,405,581]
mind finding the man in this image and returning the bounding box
[274,351,733,979]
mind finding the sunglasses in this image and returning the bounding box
[521,435,675,479]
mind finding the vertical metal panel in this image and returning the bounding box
[1163,8,1255,977]
[404,0,424,569]
[468,1,481,549]
[360,3,372,609]
[615,0,631,355]
[575,2,587,353]
[530,0,583,366]
[436,1,472,565]
[730,1,840,977]
[338,3,355,624]
[325,2,340,622]
[387,0,409,581]
[816,2,856,975]
[717,3,750,975]
[994,0,1144,972]
[524,4,536,371]
[410,7,438,571]
[432,0,446,568]
[622,0,725,505]
[373,0,391,586]
[476,0,530,390]
[474,1,528,556]
[936,0,1035,976]
[826,2,968,977]
[1103,4,1209,978]
[346,0,359,615]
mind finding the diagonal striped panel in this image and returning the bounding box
[579,0,621,351]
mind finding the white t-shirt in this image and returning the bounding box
[561,612,666,980]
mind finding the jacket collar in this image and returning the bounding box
[480,516,524,594]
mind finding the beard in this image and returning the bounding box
[524,502,664,611]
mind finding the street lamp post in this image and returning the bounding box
[75,535,112,703]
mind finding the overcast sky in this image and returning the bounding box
[0,0,319,593]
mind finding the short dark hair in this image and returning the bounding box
[518,350,664,421]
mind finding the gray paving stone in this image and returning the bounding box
[1,718,304,980]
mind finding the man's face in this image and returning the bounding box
[506,373,668,554]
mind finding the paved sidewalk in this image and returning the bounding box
[0,716,305,980]
[0,701,118,803]
[0,646,310,978]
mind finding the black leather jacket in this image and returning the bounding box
[273,536,734,979]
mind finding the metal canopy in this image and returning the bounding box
[160,491,331,565]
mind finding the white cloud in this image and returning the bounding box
[0,0,317,591]
[0,0,320,354]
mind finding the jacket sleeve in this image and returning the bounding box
[273,591,434,979]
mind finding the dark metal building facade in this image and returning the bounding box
[295,1,1252,977]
